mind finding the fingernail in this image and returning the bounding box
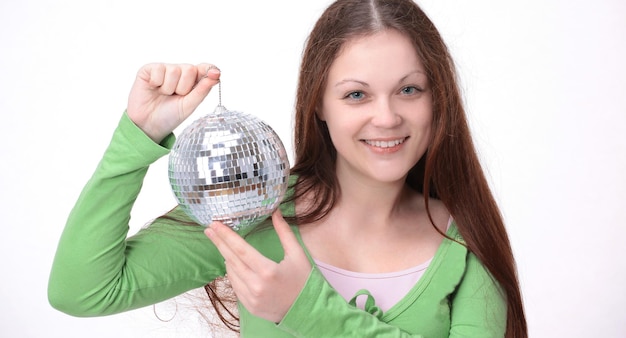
[205,227,215,238]
[208,67,221,74]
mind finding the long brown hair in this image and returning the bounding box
[287,0,528,336]
[209,0,527,336]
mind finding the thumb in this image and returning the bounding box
[181,66,221,117]
[271,209,302,256]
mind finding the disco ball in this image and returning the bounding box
[168,105,290,231]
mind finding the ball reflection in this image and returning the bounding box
[168,106,290,231]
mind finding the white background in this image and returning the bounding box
[1,0,625,337]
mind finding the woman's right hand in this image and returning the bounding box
[127,63,221,143]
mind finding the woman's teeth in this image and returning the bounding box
[364,138,405,148]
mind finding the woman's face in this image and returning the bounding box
[320,29,432,186]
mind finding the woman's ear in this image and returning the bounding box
[316,105,325,121]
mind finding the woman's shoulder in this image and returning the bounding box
[427,196,451,234]
[407,189,450,235]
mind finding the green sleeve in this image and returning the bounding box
[449,253,507,337]
[277,268,425,337]
[48,112,225,317]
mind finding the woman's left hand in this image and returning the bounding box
[205,209,312,323]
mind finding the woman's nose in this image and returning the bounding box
[370,98,402,128]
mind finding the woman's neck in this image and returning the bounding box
[296,171,443,273]
[330,171,422,232]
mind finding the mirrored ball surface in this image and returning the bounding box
[168,106,290,231]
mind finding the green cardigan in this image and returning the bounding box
[48,113,506,337]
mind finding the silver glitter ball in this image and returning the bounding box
[168,105,290,231]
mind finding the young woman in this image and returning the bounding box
[49,0,527,336]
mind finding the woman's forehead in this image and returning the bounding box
[327,30,425,80]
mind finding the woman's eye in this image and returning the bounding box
[401,86,420,95]
[346,91,365,100]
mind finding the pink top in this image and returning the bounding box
[315,217,453,312]
[315,258,431,312]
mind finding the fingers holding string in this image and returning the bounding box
[181,64,221,116]
[197,63,221,82]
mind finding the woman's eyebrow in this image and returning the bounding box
[334,79,369,87]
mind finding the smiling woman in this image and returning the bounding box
[320,29,432,185]
[47,0,527,337]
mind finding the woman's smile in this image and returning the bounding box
[361,137,409,153]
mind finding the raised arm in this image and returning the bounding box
[48,64,223,316]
